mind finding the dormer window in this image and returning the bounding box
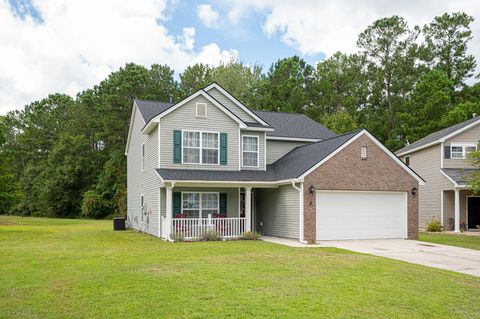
[196,103,207,118]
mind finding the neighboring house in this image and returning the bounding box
[125,83,424,242]
[396,116,480,232]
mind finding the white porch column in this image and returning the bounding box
[454,188,460,233]
[166,185,173,239]
[245,187,252,232]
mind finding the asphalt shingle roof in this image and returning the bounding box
[135,99,173,123]
[442,168,480,186]
[156,131,360,182]
[397,116,480,155]
[252,110,337,140]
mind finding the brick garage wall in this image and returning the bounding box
[303,134,419,242]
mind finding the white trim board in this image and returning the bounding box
[299,130,426,185]
[125,102,145,155]
[204,83,269,126]
[143,90,248,134]
[397,117,480,156]
[266,136,321,142]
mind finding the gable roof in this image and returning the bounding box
[253,110,337,140]
[203,82,269,126]
[156,129,424,185]
[135,99,173,123]
[396,116,480,156]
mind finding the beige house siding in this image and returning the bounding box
[240,131,266,170]
[159,95,240,170]
[205,87,257,123]
[127,106,160,236]
[266,140,307,164]
[444,123,480,168]
[404,145,452,228]
[256,184,300,239]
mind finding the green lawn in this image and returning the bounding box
[419,231,480,250]
[1,217,480,319]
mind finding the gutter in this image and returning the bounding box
[291,179,308,244]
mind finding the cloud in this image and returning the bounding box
[0,0,236,114]
[196,4,220,28]
[226,0,480,59]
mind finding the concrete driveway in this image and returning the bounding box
[317,239,480,277]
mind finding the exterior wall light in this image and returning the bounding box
[411,187,417,197]
[309,185,316,193]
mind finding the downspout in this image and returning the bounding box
[292,179,307,244]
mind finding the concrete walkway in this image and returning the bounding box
[262,236,480,277]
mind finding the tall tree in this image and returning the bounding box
[260,56,314,113]
[423,12,476,91]
[357,16,421,149]
[179,64,213,97]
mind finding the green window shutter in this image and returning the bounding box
[173,130,182,163]
[220,133,227,165]
[219,193,227,215]
[173,192,181,217]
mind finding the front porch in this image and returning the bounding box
[160,185,256,241]
[442,188,480,232]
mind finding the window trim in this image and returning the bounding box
[141,143,145,172]
[196,102,207,118]
[360,146,367,159]
[181,130,220,165]
[450,143,477,160]
[242,135,259,168]
[181,192,220,218]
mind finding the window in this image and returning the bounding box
[405,156,410,166]
[361,146,367,159]
[182,131,219,165]
[242,135,258,167]
[451,144,477,159]
[196,103,207,117]
[181,192,219,218]
[141,143,145,171]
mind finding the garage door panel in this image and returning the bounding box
[316,191,407,240]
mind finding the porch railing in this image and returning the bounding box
[166,215,246,240]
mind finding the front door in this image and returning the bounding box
[467,197,480,229]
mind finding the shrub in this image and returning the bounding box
[241,231,261,240]
[81,190,111,219]
[427,219,443,232]
[202,230,220,241]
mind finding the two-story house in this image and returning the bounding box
[126,83,424,243]
[396,117,480,232]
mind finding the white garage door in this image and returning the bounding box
[316,191,407,241]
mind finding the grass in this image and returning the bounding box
[419,231,480,250]
[1,216,480,319]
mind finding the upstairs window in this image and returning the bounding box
[405,156,410,166]
[242,135,258,167]
[182,130,219,165]
[450,144,476,159]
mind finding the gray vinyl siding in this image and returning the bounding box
[127,106,160,236]
[407,145,453,228]
[443,124,480,169]
[266,140,308,164]
[240,131,265,170]
[168,187,239,218]
[160,95,240,170]
[206,87,257,123]
[256,184,299,238]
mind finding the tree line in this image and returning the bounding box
[0,12,478,218]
